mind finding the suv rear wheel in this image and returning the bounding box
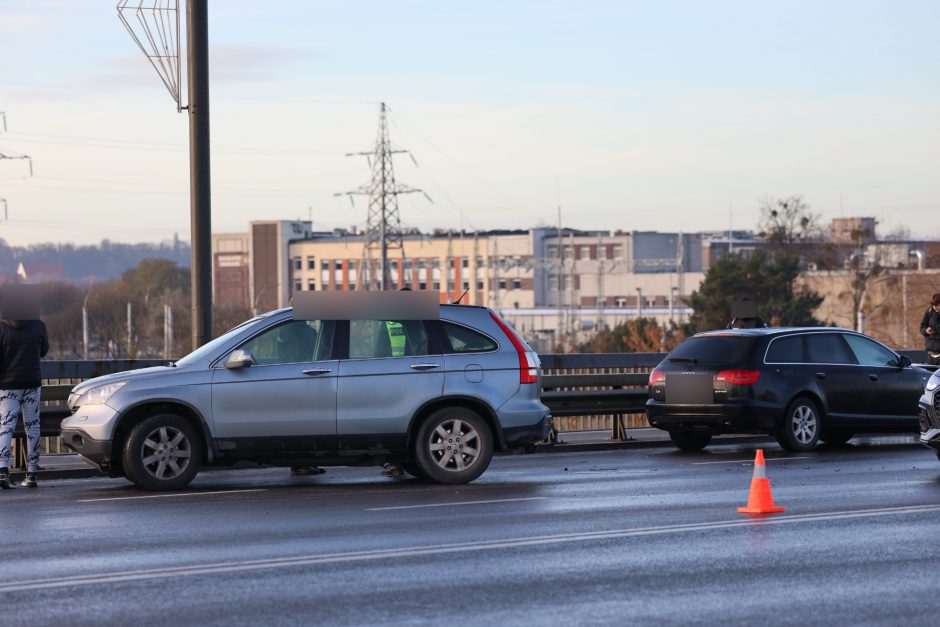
[122,413,202,491]
[777,396,821,452]
[414,407,493,484]
[668,430,712,451]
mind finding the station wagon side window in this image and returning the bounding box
[442,322,497,354]
[237,320,335,365]
[842,334,900,367]
[349,320,430,358]
[805,333,856,365]
[765,335,804,363]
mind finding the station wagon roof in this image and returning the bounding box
[694,326,857,338]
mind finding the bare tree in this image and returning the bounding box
[757,195,823,259]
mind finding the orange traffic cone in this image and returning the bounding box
[737,449,784,514]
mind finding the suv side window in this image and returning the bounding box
[349,320,430,358]
[238,320,335,365]
[843,334,899,367]
[805,333,856,365]
[442,322,497,353]
[766,335,804,363]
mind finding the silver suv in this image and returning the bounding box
[61,304,551,490]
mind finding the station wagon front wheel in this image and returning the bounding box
[122,413,202,491]
[414,407,493,484]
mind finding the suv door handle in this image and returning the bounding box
[410,363,440,370]
[815,372,827,380]
[302,368,332,376]
[869,373,879,381]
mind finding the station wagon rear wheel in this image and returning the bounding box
[123,413,202,491]
[414,407,493,484]
[668,430,712,451]
[777,397,821,452]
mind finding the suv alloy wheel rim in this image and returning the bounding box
[791,405,817,444]
[140,426,192,481]
[428,418,481,472]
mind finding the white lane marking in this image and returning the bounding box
[366,496,547,511]
[11,503,940,592]
[692,457,811,465]
[78,489,267,503]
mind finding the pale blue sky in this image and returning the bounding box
[1,0,938,245]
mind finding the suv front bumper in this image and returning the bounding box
[918,397,940,451]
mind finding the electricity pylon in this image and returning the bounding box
[339,103,429,290]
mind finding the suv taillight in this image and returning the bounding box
[715,369,761,385]
[489,312,539,384]
[649,369,665,386]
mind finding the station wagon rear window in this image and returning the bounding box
[668,336,756,366]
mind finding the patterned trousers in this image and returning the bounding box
[0,388,42,473]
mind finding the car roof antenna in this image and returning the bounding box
[452,288,470,305]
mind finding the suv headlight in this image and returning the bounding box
[75,381,127,406]
[927,373,940,392]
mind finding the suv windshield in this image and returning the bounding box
[667,335,756,367]
[174,315,267,367]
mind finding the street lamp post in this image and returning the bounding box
[636,287,643,319]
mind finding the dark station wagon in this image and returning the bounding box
[646,327,929,452]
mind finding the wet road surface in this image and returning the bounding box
[3,437,940,625]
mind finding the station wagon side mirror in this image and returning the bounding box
[225,348,254,369]
[898,355,912,369]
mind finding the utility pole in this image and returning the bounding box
[187,0,212,348]
[117,0,211,348]
[340,103,428,290]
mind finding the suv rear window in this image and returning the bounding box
[667,335,756,367]
[443,322,497,353]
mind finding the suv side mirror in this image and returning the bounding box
[225,348,254,369]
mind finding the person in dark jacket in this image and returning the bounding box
[920,293,940,366]
[0,319,49,489]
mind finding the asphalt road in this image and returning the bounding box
[3,437,940,626]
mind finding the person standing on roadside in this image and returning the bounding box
[920,293,940,366]
[0,286,49,489]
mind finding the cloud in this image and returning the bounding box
[208,44,314,82]
[91,44,314,94]
[0,14,38,32]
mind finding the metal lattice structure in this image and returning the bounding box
[117,0,183,111]
[340,103,429,290]
[0,113,34,221]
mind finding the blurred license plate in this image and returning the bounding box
[665,373,713,404]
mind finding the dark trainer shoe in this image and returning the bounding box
[0,469,11,490]
[20,473,38,488]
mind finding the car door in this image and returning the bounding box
[336,319,444,448]
[842,333,925,428]
[210,319,338,451]
[803,332,867,425]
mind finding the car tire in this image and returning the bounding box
[820,430,854,446]
[414,407,493,484]
[776,397,822,452]
[122,413,202,491]
[668,430,712,451]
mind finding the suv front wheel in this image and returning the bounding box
[776,396,821,452]
[122,413,203,491]
[414,407,493,484]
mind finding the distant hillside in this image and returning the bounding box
[0,237,192,283]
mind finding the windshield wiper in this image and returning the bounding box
[667,357,698,364]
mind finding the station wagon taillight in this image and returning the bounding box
[715,369,761,385]
[489,312,539,384]
[648,369,665,385]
